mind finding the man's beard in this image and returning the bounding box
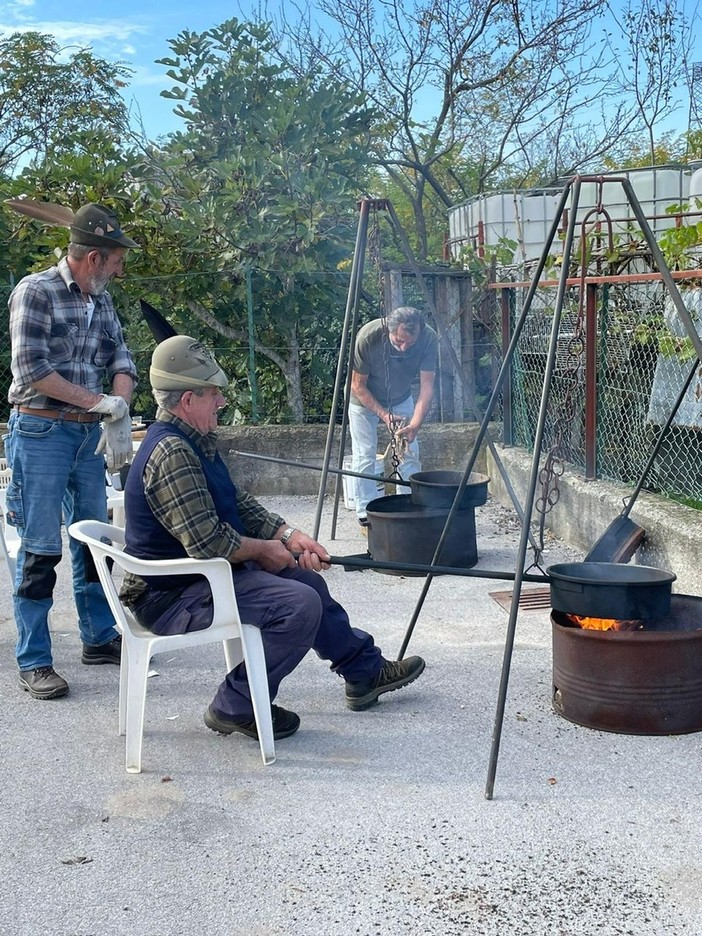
[87,270,112,295]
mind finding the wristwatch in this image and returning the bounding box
[280,527,296,546]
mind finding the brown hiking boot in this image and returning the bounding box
[345,656,425,711]
[19,666,69,700]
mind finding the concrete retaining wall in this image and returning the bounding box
[216,422,489,494]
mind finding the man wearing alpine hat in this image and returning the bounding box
[120,336,425,743]
[6,203,139,699]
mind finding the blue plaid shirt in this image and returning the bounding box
[8,257,137,409]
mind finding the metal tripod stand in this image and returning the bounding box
[311,197,541,549]
[313,182,702,800]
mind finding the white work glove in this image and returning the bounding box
[95,412,133,471]
[88,394,129,423]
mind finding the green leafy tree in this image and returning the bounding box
[131,19,374,421]
[0,32,132,176]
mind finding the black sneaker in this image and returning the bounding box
[204,703,300,740]
[81,635,122,665]
[358,517,368,537]
[345,656,426,711]
[19,666,69,700]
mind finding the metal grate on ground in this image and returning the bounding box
[489,586,552,612]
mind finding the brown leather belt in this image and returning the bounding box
[15,405,100,423]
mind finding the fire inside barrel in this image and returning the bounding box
[565,614,644,632]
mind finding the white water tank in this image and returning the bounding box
[448,165,697,266]
[568,166,689,237]
[688,165,702,207]
[448,188,562,262]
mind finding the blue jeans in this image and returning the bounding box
[4,411,117,671]
[348,396,421,518]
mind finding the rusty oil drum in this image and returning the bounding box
[552,595,702,735]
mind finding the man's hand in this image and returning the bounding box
[395,421,419,443]
[89,394,129,423]
[284,530,331,572]
[252,540,298,573]
[95,412,133,471]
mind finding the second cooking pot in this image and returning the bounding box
[547,562,676,619]
[408,470,489,509]
[366,494,478,575]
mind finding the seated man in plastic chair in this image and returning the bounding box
[120,336,425,742]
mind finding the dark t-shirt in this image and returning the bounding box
[350,318,438,407]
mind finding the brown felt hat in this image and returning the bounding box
[70,203,139,249]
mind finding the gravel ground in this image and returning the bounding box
[1,495,701,936]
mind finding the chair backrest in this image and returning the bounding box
[0,466,13,503]
[68,519,238,632]
[0,487,20,582]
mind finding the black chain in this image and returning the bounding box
[373,205,404,478]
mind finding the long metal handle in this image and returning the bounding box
[231,449,410,486]
[312,553,548,582]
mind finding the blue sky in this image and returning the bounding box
[1,0,701,143]
[0,0,273,138]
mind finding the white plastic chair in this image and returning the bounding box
[68,519,275,773]
[0,486,20,584]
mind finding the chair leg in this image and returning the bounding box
[124,643,152,774]
[222,637,243,673]
[239,624,275,766]
[118,635,129,736]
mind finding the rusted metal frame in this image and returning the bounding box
[489,269,702,289]
[485,173,702,798]
[501,287,514,446]
[313,198,371,540]
[485,176,585,801]
[584,282,598,480]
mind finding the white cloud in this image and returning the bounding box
[0,19,148,44]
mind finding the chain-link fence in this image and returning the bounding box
[3,258,699,513]
[502,275,702,509]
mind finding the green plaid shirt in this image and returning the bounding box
[121,410,286,603]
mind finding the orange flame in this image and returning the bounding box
[566,615,643,632]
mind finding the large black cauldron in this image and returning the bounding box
[547,562,676,620]
[366,494,477,576]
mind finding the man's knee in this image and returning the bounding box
[293,586,324,640]
[18,552,61,600]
